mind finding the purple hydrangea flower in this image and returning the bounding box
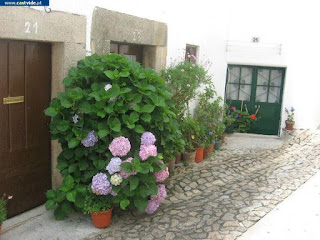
[291,107,295,112]
[72,114,79,124]
[235,114,239,118]
[119,157,137,179]
[145,199,160,214]
[151,184,167,202]
[141,132,156,146]
[154,167,169,183]
[104,84,112,92]
[91,173,112,195]
[106,157,122,175]
[81,131,98,147]
[109,136,131,157]
[139,145,157,161]
[209,131,213,136]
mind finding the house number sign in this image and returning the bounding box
[133,29,142,42]
[25,21,38,34]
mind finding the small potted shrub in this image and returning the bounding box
[194,87,222,159]
[193,122,206,163]
[214,123,225,150]
[203,131,215,158]
[84,193,113,228]
[0,194,12,232]
[181,117,198,163]
[285,107,295,130]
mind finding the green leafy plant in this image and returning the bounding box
[83,193,113,213]
[180,116,205,151]
[161,60,212,119]
[44,54,182,219]
[223,104,237,134]
[285,107,295,122]
[233,110,259,133]
[194,87,223,147]
[0,194,12,225]
[214,122,226,140]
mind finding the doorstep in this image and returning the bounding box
[0,205,101,240]
[224,133,283,150]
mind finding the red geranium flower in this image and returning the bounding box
[250,114,256,120]
[231,106,236,111]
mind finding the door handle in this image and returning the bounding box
[3,96,24,104]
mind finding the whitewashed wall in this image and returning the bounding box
[32,0,320,130]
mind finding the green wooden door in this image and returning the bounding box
[225,65,285,135]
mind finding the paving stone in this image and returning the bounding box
[89,130,320,240]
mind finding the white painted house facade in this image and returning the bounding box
[42,0,320,131]
[1,0,319,217]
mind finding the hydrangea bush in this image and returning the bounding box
[44,54,182,219]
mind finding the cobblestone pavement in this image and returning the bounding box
[87,130,320,240]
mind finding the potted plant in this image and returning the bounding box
[203,131,215,158]
[194,87,222,159]
[0,194,12,232]
[285,107,295,130]
[84,193,114,228]
[181,117,199,163]
[194,121,206,163]
[214,123,225,150]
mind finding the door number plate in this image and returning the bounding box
[3,96,24,104]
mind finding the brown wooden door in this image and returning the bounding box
[110,42,143,64]
[0,41,51,217]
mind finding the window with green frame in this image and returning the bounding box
[226,66,253,101]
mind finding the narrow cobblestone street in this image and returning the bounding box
[87,130,320,240]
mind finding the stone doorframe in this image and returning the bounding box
[0,7,87,189]
[91,7,167,73]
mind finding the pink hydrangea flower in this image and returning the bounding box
[187,84,191,87]
[119,157,137,179]
[151,184,167,202]
[154,167,169,182]
[109,136,131,157]
[139,145,157,161]
[145,199,160,214]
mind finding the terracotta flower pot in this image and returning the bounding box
[209,143,214,153]
[169,158,175,172]
[221,134,227,143]
[91,208,113,228]
[203,147,210,159]
[183,151,196,163]
[285,120,295,130]
[195,147,204,163]
[175,153,182,164]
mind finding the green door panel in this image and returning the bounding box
[225,65,285,136]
